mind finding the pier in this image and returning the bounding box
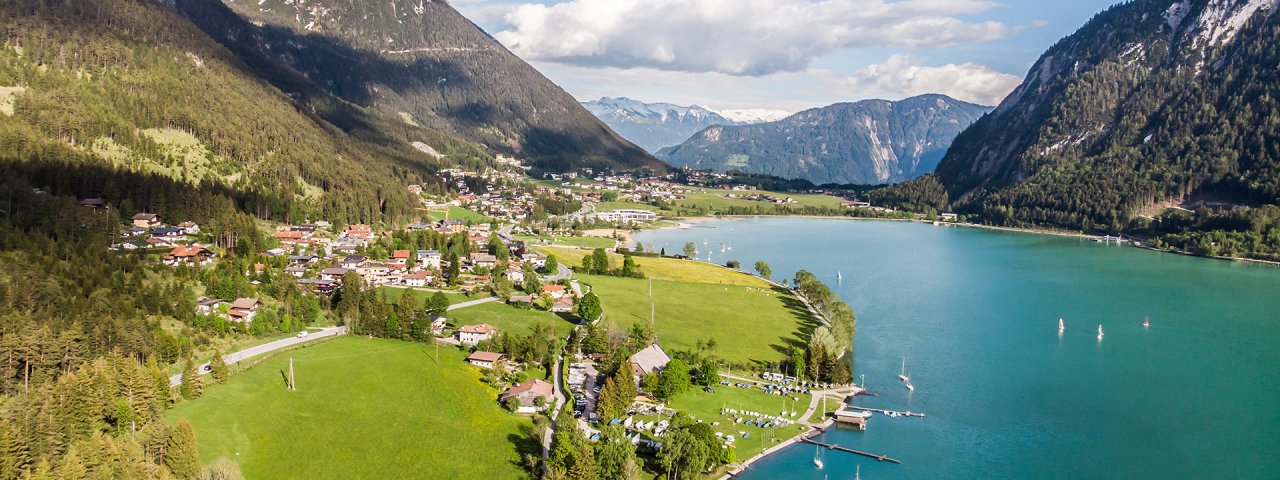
[799,437,901,464]
[846,406,926,418]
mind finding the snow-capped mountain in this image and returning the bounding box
[714,108,792,124]
[582,97,743,152]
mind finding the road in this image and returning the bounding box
[446,296,499,311]
[169,326,347,387]
[543,262,573,283]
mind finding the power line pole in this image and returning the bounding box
[288,357,296,391]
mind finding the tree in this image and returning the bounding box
[179,357,202,400]
[683,242,697,258]
[165,421,201,480]
[503,397,521,412]
[445,252,461,285]
[656,359,692,400]
[595,425,639,480]
[426,292,450,316]
[540,254,559,275]
[620,255,640,278]
[595,370,637,420]
[577,292,602,322]
[590,248,610,275]
[210,351,229,383]
[754,261,771,280]
[725,260,740,269]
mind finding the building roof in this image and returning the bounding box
[168,245,210,257]
[321,267,350,276]
[458,323,496,334]
[467,351,506,363]
[393,250,411,259]
[417,249,442,257]
[132,213,157,221]
[405,271,432,279]
[500,379,554,401]
[629,343,671,376]
[543,284,566,292]
[231,298,259,310]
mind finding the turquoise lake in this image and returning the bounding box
[633,217,1280,479]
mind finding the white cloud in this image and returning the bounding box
[839,55,1021,105]
[493,0,1018,75]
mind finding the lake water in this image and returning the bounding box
[633,217,1280,479]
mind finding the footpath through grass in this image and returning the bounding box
[168,337,537,479]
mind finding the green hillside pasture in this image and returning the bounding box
[168,337,537,479]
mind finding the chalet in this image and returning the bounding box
[356,262,390,278]
[151,227,185,242]
[508,295,535,305]
[320,267,350,281]
[499,379,554,413]
[131,213,160,229]
[297,278,338,295]
[392,250,412,262]
[196,298,224,316]
[403,270,432,287]
[542,284,567,299]
[456,323,497,346]
[273,230,307,245]
[405,222,434,231]
[629,343,671,382]
[430,315,447,335]
[176,221,200,235]
[469,253,498,269]
[341,255,367,269]
[164,245,215,266]
[229,297,260,322]
[418,250,444,269]
[79,198,108,209]
[466,351,507,369]
[522,253,548,268]
[505,267,525,284]
[551,296,575,313]
[288,254,320,265]
[440,220,465,233]
[285,265,308,278]
[345,224,373,239]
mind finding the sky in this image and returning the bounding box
[453,0,1120,113]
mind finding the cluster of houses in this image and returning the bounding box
[194,297,261,323]
[93,207,215,266]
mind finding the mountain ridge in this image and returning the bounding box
[581,97,743,153]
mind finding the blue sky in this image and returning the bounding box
[454,0,1120,112]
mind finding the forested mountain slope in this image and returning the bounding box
[660,95,989,185]
[178,0,662,172]
[877,0,1280,260]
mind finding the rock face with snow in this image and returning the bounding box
[582,97,743,153]
[927,0,1280,224]
[658,95,990,185]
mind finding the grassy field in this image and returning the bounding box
[168,337,537,479]
[424,206,493,224]
[446,301,578,337]
[633,382,811,462]
[514,234,616,249]
[673,188,843,213]
[376,286,471,306]
[595,201,666,213]
[579,274,816,366]
[536,246,768,288]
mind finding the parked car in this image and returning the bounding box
[296,331,310,338]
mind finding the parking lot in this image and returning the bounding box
[567,362,600,423]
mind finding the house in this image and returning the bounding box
[151,227,185,242]
[131,213,160,228]
[542,284,567,299]
[229,297,260,322]
[469,253,498,269]
[273,230,307,245]
[456,323,497,346]
[392,250,411,262]
[629,343,671,382]
[508,295,535,305]
[163,245,215,266]
[417,250,443,269]
[196,298,224,316]
[288,254,320,265]
[440,220,465,233]
[356,262,390,280]
[551,296,575,313]
[591,209,657,223]
[499,379,554,413]
[430,315,447,335]
[466,351,507,369]
[79,198,108,209]
[320,267,350,281]
[285,265,308,278]
[345,224,373,239]
[341,255,367,269]
[403,270,432,287]
[940,212,959,221]
[176,221,200,235]
[505,266,525,284]
[522,253,547,268]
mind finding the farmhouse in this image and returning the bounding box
[457,323,497,346]
[629,343,671,382]
[499,379,554,413]
[163,245,215,266]
[403,270,433,287]
[542,284,567,299]
[228,297,260,322]
[131,213,160,228]
[466,351,507,369]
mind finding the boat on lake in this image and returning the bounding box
[1059,318,1065,334]
[1144,316,1150,328]
[1098,324,1104,340]
[814,444,824,469]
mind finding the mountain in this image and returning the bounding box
[715,109,792,124]
[877,0,1280,259]
[171,0,662,172]
[582,97,741,153]
[658,95,990,185]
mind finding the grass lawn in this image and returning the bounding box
[673,188,843,213]
[514,234,616,249]
[535,246,768,288]
[579,274,817,367]
[376,286,472,306]
[446,301,578,337]
[424,206,493,224]
[595,201,666,213]
[632,383,811,462]
[168,337,537,479]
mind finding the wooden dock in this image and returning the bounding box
[847,406,925,418]
[799,437,901,464]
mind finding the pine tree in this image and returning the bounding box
[164,421,200,480]
[179,357,201,400]
[209,351,229,384]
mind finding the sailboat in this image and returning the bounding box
[898,357,910,384]
[837,271,843,283]
[814,444,824,469]
[855,465,861,480]
[1097,324,1104,340]
[1143,316,1150,328]
[1058,318,1065,334]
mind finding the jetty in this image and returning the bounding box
[799,437,901,464]
[846,406,926,418]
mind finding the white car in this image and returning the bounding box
[296,331,310,338]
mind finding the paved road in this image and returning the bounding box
[169,326,347,387]
[543,262,574,283]
[446,296,499,311]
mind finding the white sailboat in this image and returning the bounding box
[898,357,910,384]
[1143,316,1150,328]
[855,465,861,480]
[1097,324,1104,340]
[1058,318,1065,334]
[814,444,824,469]
[837,271,843,283]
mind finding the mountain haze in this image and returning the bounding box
[659,95,990,185]
[175,0,662,172]
[582,97,742,153]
